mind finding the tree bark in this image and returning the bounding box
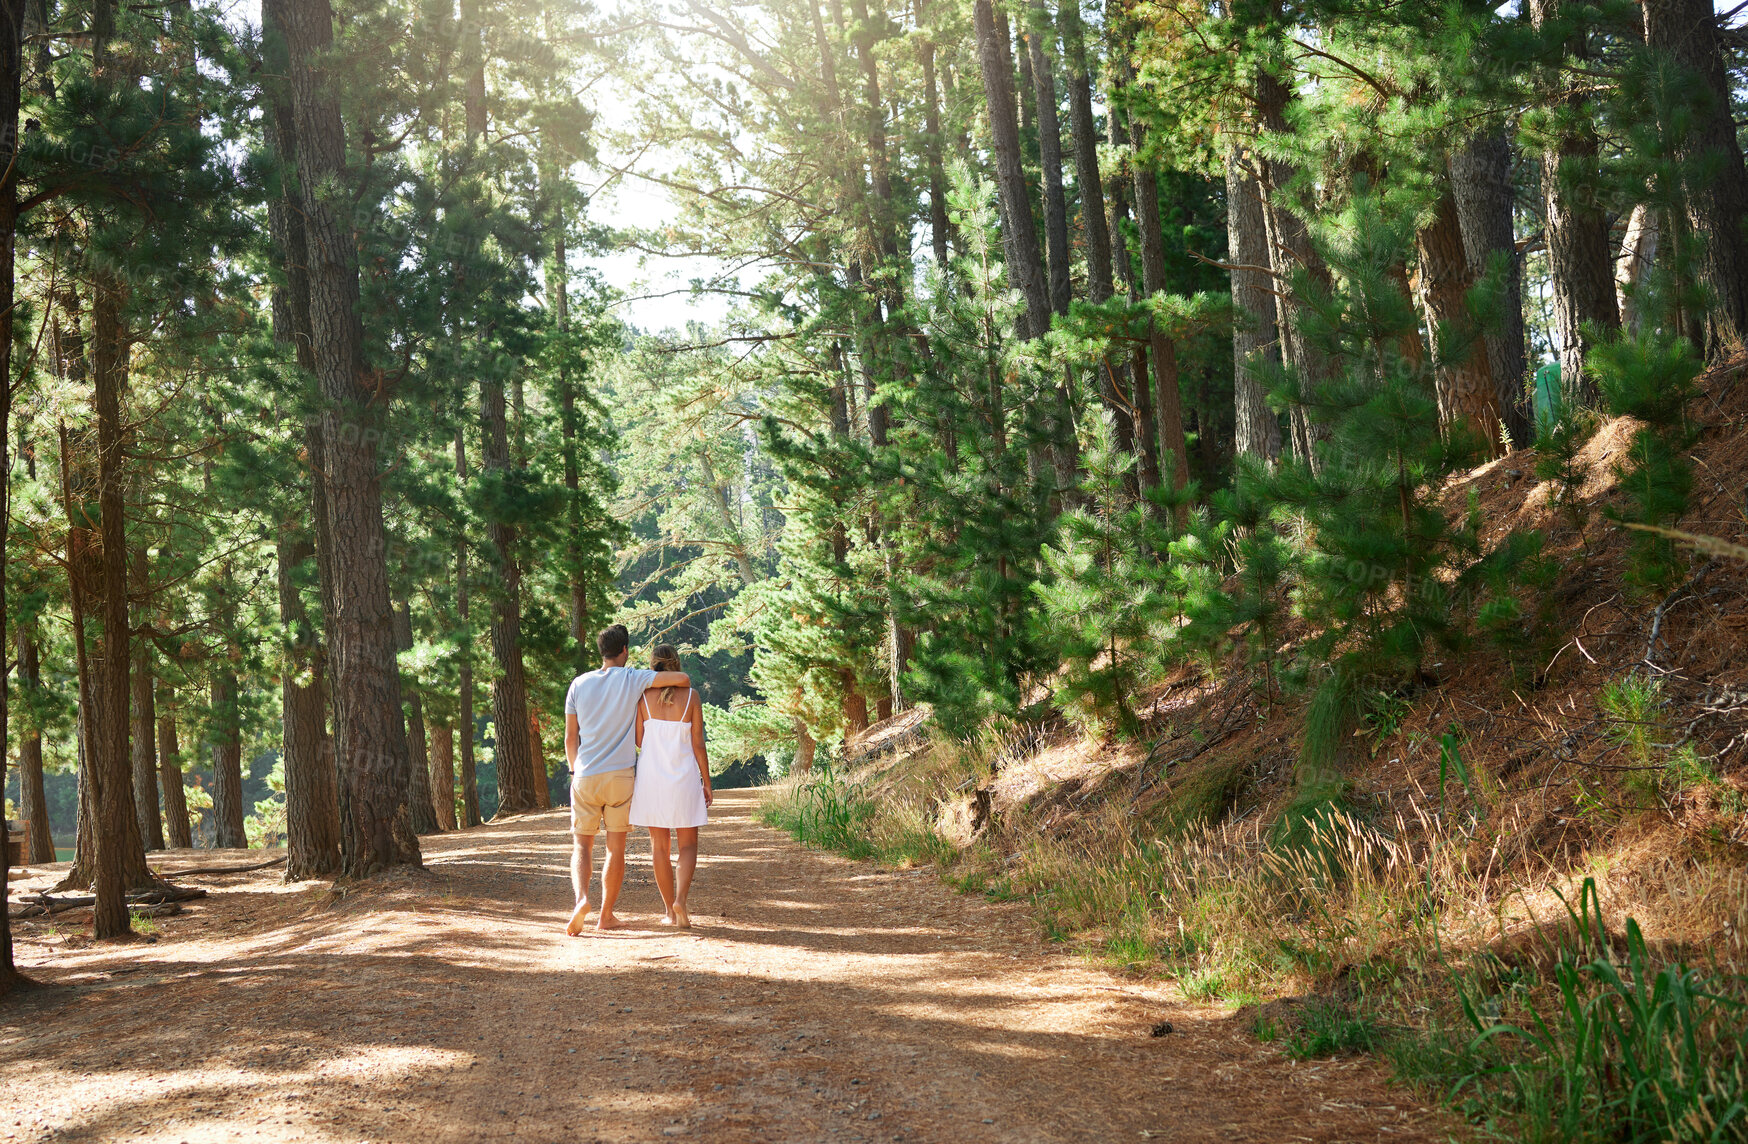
[1642,0,1748,356]
[278,0,420,876]
[1102,105,1143,490]
[129,549,163,851]
[480,373,537,817]
[974,0,1051,340]
[1129,124,1191,493]
[429,722,458,830]
[1529,0,1618,404]
[17,627,56,863]
[528,709,550,810]
[1616,202,1659,335]
[455,428,481,828]
[1418,188,1508,455]
[278,532,340,878]
[1025,0,1080,495]
[157,695,191,849]
[0,0,22,996]
[1027,0,1070,315]
[393,597,441,832]
[92,284,150,934]
[1450,130,1531,445]
[917,0,952,270]
[262,68,342,877]
[1227,147,1282,461]
[208,663,246,849]
[1062,0,1112,304]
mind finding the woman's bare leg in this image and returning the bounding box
[648,827,677,923]
[673,827,699,928]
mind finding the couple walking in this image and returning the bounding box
[563,624,712,934]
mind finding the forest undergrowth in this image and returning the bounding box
[762,364,1748,1143]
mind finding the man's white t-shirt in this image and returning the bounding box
[564,666,658,778]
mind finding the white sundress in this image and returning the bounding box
[627,689,709,829]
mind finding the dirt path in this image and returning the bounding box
[2,791,1444,1143]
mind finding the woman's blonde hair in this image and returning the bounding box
[652,644,684,706]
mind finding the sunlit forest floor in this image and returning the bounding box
[1,792,1445,1142]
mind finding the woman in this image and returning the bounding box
[628,645,712,928]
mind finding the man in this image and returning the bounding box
[564,624,690,934]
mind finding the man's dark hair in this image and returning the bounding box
[597,624,630,660]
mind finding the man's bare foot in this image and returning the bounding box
[673,905,691,929]
[594,911,624,931]
[565,900,590,937]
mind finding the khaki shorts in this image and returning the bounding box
[570,767,635,836]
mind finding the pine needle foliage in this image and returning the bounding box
[1035,413,1158,737]
[1258,193,1544,787]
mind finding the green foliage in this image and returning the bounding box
[1599,674,1665,769]
[1593,332,1703,596]
[1280,1001,1384,1059]
[1252,192,1545,787]
[1035,413,1159,736]
[1451,881,1748,1143]
[758,762,876,860]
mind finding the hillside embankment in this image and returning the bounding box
[764,361,1748,1141]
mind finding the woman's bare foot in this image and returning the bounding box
[659,909,677,926]
[673,905,691,930]
[565,900,590,937]
[594,911,624,931]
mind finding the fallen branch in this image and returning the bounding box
[149,855,286,877]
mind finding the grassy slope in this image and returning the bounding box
[762,362,1748,1142]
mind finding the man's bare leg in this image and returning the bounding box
[673,827,699,928]
[566,833,594,936]
[648,827,678,923]
[596,831,629,930]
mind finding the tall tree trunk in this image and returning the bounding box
[917,0,952,270]
[1450,130,1531,446]
[208,661,246,849]
[548,177,592,671]
[1254,70,1334,470]
[1529,0,1618,404]
[16,627,56,863]
[93,285,150,934]
[1227,147,1282,461]
[1128,125,1191,493]
[0,0,21,996]
[278,532,340,878]
[1063,0,1113,303]
[130,547,163,851]
[528,709,550,810]
[429,722,458,830]
[974,0,1051,340]
[60,292,152,927]
[393,597,441,832]
[1616,203,1659,335]
[827,343,871,737]
[1419,189,1507,455]
[263,73,341,878]
[455,428,481,828]
[278,0,420,876]
[1101,103,1143,491]
[157,694,191,849]
[1028,1,1070,315]
[461,0,486,142]
[1025,0,1080,496]
[480,375,536,816]
[1642,0,1748,356]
